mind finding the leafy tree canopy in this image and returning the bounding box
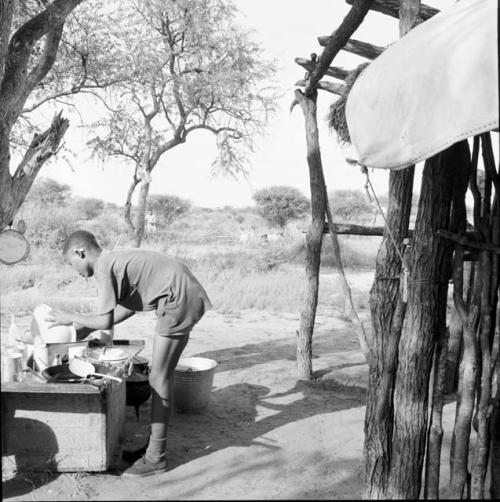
[253,186,310,229]
[328,189,374,224]
[148,194,191,227]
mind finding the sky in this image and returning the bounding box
[22,0,458,208]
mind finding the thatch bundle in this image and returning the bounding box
[327,62,370,145]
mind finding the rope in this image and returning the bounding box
[359,164,408,267]
[346,158,410,302]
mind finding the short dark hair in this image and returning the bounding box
[63,230,101,255]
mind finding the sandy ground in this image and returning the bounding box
[2,271,458,500]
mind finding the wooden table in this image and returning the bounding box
[2,366,126,472]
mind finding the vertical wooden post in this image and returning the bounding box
[387,143,463,499]
[293,89,328,380]
[363,1,419,497]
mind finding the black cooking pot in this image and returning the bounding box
[130,355,150,376]
[126,371,151,420]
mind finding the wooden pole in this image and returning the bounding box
[387,142,464,499]
[324,185,370,358]
[292,0,377,380]
[304,0,374,95]
[345,0,438,22]
[318,37,384,60]
[424,326,449,499]
[295,58,349,81]
[363,1,420,497]
[293,89,327,380]
[295,79,345,96]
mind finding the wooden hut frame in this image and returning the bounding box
[292,0,499,498]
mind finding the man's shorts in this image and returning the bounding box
[155,295,194,336]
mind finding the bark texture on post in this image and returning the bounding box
[388,143,463,499]
[450,246,479,499]
[363,2,420,497]
[423,138,470,498]
[470,132,499,498]
[491,371,500,499]
[364,166,414,498]
[424,327,449,499]
[294,89,327,380]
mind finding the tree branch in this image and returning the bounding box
[27,23,65,90]
[0,0,84,122]
[0,0,15,84]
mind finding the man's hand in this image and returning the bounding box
[45,310,74,328]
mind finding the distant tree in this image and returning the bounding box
[71,196,105,219]
[26,177,71,207]
[253,186,310,229]
[148,194,191,227]
[328,189,374,223]
[88,0,277,247]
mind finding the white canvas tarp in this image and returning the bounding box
[345,0,498,170]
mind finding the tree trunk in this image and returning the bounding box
[0,0,82,231]
[124,169,139,233]
[387,144,459,499]
[0,112,69,230]
[294,89,327,380]
[133,180,150,248]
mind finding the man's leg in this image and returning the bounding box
[122,330,189,477]
[147,331,189,460]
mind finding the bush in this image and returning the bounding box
[18,204,76,250]
[148,194,191,228]
[253,186,310,229]
[26,177,71,207]
[76,210,130,248]
[328,189,374,224]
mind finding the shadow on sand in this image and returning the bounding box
[120,334,367,481]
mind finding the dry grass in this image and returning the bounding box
[0,207,378,325]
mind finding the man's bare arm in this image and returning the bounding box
[113,305,135,325]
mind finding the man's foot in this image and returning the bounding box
[121,456,168,478]
[122,443,148,463]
